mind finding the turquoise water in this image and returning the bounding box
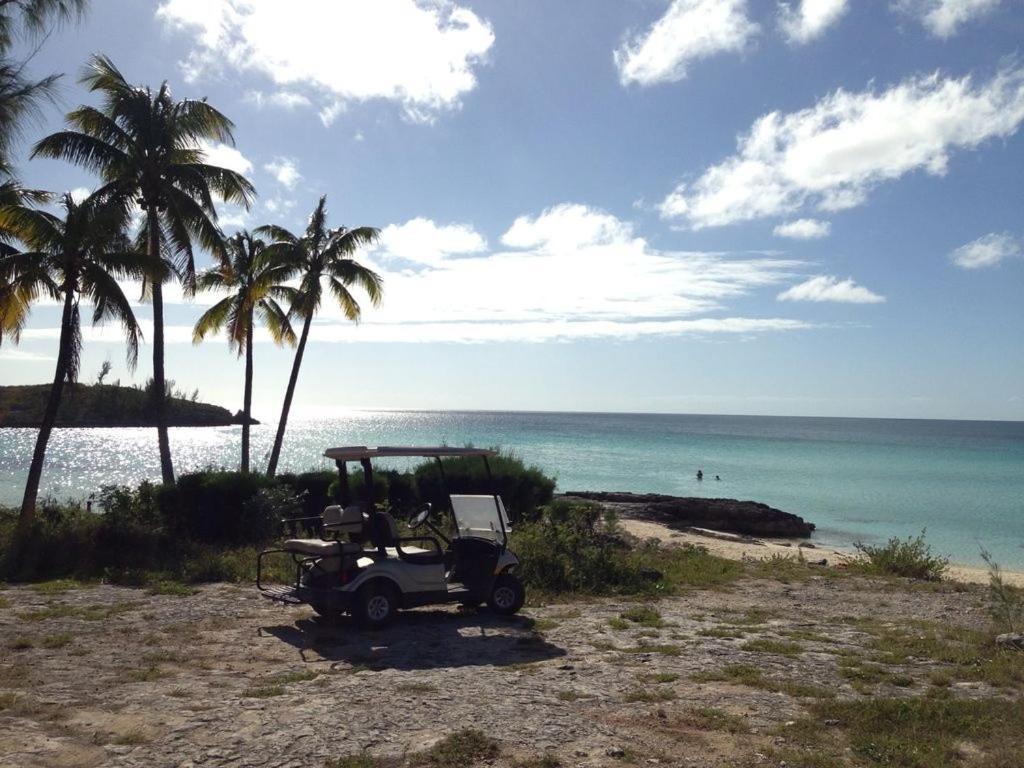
[1,411,1022,568]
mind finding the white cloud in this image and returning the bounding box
[0,348,56,361]
[245,90,312,109]
[778,0,849,44]
[157,0,495,124]
[263,157,301,189]
[614,0,758,86]
[773,218,831,239]
[501,203,633,252]
[69,187,91,204]
[343,204,804,341]
[378,218,487,268]
[895,0,1002,38]
[949,232,1021,269]
[198,139,253,176]
[25,205,810,345]
[263,197,296,215]
[777,275,885,303]
[23,317,812,346]
[660,66,1024,229]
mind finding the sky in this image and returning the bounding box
[1,0,1022,421]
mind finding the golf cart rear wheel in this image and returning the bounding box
[354,582,399,629]
[487,573,525,616]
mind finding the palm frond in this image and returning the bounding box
[80,261,142,369]
[31,130,129,175]
[192,294,235,345]
[256,297,296,346]
[327,276,361,321]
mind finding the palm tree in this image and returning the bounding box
[256,196,382,477]
[32,54,255,484]
[192,230,296,472]
[0,191,150,535]
[0,0,87,180]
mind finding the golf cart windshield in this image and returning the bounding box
[451,495,510,544]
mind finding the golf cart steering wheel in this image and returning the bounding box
[409,503,433,530]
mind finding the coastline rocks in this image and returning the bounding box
[563,490,815,538]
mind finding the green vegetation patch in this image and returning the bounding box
[623,687,676,703]
[693,664,834,699]
[740,638,805,657]
[146,581,199,597]
[619,605,666,628]
[421,729,500,766]
[676,706,749,734]
[813,696,1024,768]
[852,531,949,581]
[18,600,137,622]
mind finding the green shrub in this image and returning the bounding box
[415,450,555,523]
[981,549,1023,634]
[159,471,277,544]
[512,500,641,594]
[853,530,949,581]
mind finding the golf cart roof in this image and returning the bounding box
[323,446,497,461]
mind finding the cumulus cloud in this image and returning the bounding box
[198,140,253,176]
[777,275,885,303]
[378,218,487,268]
[614,0,758,86]
[660,66,1024,229]
[157,0,495,123]
[773,219,831,239]
[263,157,301,189]
[949,232,1021,269]
[778,0,849,44]
[895,0,1002,38]
[245,90,312,109]
[46,205,805,344]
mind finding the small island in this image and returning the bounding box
[0,383,256,428]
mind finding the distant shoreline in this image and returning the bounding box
[0,383,257,429]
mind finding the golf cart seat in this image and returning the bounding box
[282,504,365,558]
[282,539,362,557]
[372,511,445,565]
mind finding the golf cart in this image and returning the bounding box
[257,446,525,628]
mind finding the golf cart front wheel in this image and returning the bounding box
[354,582,399,629]
[488,573,525,615]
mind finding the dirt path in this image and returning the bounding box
[1,566,1011,768]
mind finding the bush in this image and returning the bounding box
[854,530,949,581]
[981,549,1023,634]
[415,450,555,523]
[159,471,278,544]
[512,499,744,597]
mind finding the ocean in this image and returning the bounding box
[1,411,1022,568]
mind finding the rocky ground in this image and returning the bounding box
[2,556,1019,768]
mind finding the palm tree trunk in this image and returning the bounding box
[241,312,253,473]
[266,311,312,478]
[16,287,75,538]
[148,212,174,485]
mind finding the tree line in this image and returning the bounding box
[0,2,384,540]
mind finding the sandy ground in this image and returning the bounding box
[616,517,1024,588]
[0,569,1011,768]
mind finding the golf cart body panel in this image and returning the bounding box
[257,446,525,625]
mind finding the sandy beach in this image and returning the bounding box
[617,516,1024,588]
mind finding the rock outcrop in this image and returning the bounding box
[563,490,815,538]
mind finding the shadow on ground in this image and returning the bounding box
[259,608,566,670]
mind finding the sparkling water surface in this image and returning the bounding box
[1,411,1022,568]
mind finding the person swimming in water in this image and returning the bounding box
[715,475,721,481]
[696,469,703,481]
